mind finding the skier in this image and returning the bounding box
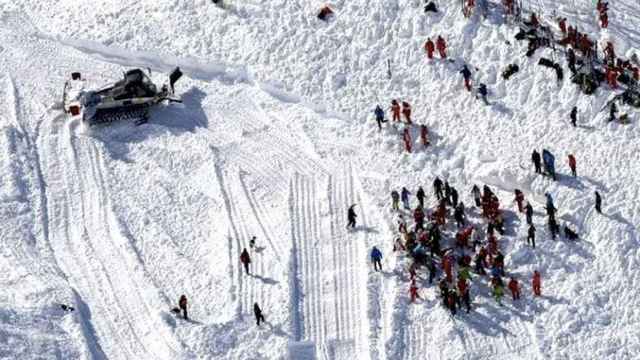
[401,187,411,210]
[460,65,472,92]
[374,105,386,131]
[433,177,444,200]
[477,83,489,105]
[403,128,412,153]
[347,205,357,228]
[401,102,412,124]
[416,186,426,208]
[420,124,430,146]
[391,190,400,210]
[514,189,525,213]
[424,38,435,59]
[532,271,542,296]
[508,277,521,300]
[253,303,265,326]
[240,248,251,275]
[371,246,383,271]
[391,100,401,122]
[570,106,578,127]
[527,224,536,248]
[471,185,481,207]
[532,150,542,174]
[436,36,447,59]
[595,191,602,214]
[179,294,188,320]
[568,154,577,177]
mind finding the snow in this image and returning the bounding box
[0,0,639,359]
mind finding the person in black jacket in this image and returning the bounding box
[525,203,533,225]
[595,191,602,213]
[416,186,426,208]
[527,224,536,248]
[570,106,578,127]
[347,205,357,228]
[254,303,265,326]
[532,150,542,174]
[433,177,444,200]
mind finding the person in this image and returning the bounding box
[532,271,542,296]
[570,106,577,127]
[401,102,412,124]
[425,1,438,13]
[493,283,505,305]
[457,276,470,313]
[532,150,542,174]
[434,177,444,200]
[608,102,618,122]
[549,217,560,240]
[454,204,465,228]
[545,193,556,218]
[371,246,383,271]
[391,190,400,210]
[403,128,412,153]
[451,187,459,208]
[416,186,426,208]
[527,224,536,248]
[317,5,334,21]
[436,36,447,58]
[179,294,188,320]
[409,280,421,303]
[595,191,602,214]
[460,65,472,91]
[471,185,481,207]
[240,248,251,275]
[567,48,577,74]
[508,277,521,300]
[249,236,256,249]
[374,105,386,131]
[347,205,357,228]
[564,225,579,240]
[514,189,525,213]
[401,187,411,210]
[420,124,430,146]
[253,303,265,326]
[525,202,533,225]
[477,83,489,105]
[414,206,425,230]
[391,100,401,122]
[424,38,435,59]
[568,154,577,177]
[558,17,567,35]
[447,289,458,315]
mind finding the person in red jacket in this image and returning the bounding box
[436,36,447,59]
[558,18,567,35]
[402,102,412,124]
[420,124,430,146]
[532,270,542,296]
[424,38,435,59]
[443,253,453,283]
[403,128,412,153]
[409,279,421,303]
[240,248,251,275]
[508,277,521,300]
[568,154,577,177]
[606,66,618,88]
[514,189,525,213]
[391,99,401,122]
[604,42,616,64]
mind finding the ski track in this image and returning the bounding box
[40,116,184,360]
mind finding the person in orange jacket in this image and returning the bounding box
[532,270,542,296]
[425,38,435,59]
[401,102,412,124]
[606,66,618,88]
[240,248,251,275]
[391,99,401,122]
[508,277,521,300]
[409,279,421,303]
[436,36,447,59]
[568,154,577,177]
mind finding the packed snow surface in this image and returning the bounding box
[0,0,639,359]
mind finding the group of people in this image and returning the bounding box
[424,36,448,60]
[373,101,431,152]
[382,179,547,316]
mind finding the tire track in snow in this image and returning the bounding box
[40,117,185,360]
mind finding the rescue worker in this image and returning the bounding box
[568,154,577,177]
[436,36,447,59]
[347,205,357,228]
[420,124,430,146]
[508,277,521,300]
[570,106,578,127]
[532,150,542,174]
[371,246,383,271]
[401,102,412,124]
[391,190,400,210]
[457,276,471,313]
[240,248,251,275]
[253,303,265,326]
[424,38,435,59]
[460,65,472,92]
[595,191,602,214]
[527,224,536,248]
[532,271,542,296]
[374,105,386,131]
[391,100,401,122]
[403,128,412,153]
[409,280,421,303]
[179,294,188,320]
[401,187,411,210]
[416,186,426,208]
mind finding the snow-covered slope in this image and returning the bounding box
[0,0,638,359]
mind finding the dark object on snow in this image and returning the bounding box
[179,294,188,320]
[538,58,564,81]
[254,303,265,326]
[564,226,579,241]
[171,307,181,314]
[572,72,599,95]
[318,6,334,21]
[502,64,520,80]
[71,72,81,81]
[347,205,357,228]
[622,90,640,107]
[515,28,537,41]
[542,149,556,181]
[60,304,75,312]
[425,1,438,13]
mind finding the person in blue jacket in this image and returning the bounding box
[401,187,411,210]
[374,105,386,131]
[371,246,383,272]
